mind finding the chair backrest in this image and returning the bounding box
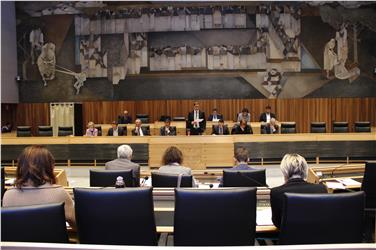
[279,192,365,245]
[37,126,53,136]
[310,122,326,133]
[151,172,192,187]
[354,121,371,133]
[159,115,171,121]
[118,125,127,135]
[1,167,5,200]
[260,124,266,134]
[223,169,267,187]
[89,169,134,187]
[172,116,186,121]
[136,114,149,123]
[74,188,157,245]
[361,161,376,209]
[58,126,73,136]
[16,126,32,137]
[174,188,257,246]
[94,126,102,136]
[1,203,69,243]
[332,121,349,133]
[281,122,296,134]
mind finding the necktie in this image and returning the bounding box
[194,111,199,128]
[219,126,222,135]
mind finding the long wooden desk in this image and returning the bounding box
[2,133,375,169]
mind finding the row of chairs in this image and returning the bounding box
[15,121,372,136]
[2,188,365,245]
[89,169,267,188]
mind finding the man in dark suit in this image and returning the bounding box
[105,145,140,187]
[118,110,132,124]
[212,119,229,135]
[232,119,253,134]
[259,105,276,123]
[107,121,126,136]
[160,118,176,136]
[264,118,279,134]
[132,119,150,136]
[208,108,223,121]
[187,102,206,135]
[271,154,327,228]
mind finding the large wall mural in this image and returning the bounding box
[15,2,376,102]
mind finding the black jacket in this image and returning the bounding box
[131,126,150,136]
[160,126,177,136]
[259,112,276,122]
[231,124,253,134]
[270,178,327,228]
[187,111,206,131]
[212,125,230,135]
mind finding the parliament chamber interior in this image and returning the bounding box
[1,1,376,250]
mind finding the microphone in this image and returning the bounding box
[237,171,267,187]
[141,176,149,187]
[330,164,346,178]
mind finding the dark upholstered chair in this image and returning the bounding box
[151,172,192,187]
[174,188,257,246]
[281,122,296,134]
[1,167,5,200]
[58,126,73,136]
[172,116,186,121]
[136,114,149,123]
[260,124,266,134]
[332,122,349,133]
[16,126,32,137]
[310,122,326,133]
[362,161,376,209]
[94,125,102,136]
[279,192,365,245]
[89,169,134,187]
[159,115,171,122]
[223,169,267,187]
[355,121,371,133]
[1,203,69,243]
[118,125,127,135]
[74,188,157,245]
[37,126,53,136]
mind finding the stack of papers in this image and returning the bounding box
[325,181,346,190]
[336,178,361,186]
[256,207,273,226]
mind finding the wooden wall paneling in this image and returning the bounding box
[10,98,376,134]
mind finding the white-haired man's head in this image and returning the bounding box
[117,145,133,160]
[280,153,308,181]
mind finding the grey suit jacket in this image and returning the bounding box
[105,158,140,186]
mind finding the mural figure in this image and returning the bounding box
[37,43,56,86]
[29,27,44,64]
[323,38,337,79]
[335,23,348,63]
[262,68,283,98]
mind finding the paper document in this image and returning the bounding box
[336,178,361,186]
[140,177,152,187]
[256,207,273,226]
[5,178,15,185]
[195,119,204,123]
[325,181,346,190]
[212,118,220,122]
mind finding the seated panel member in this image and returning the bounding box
[208,108,223,121]
[118,110,132,124]
[132,119,150,136]
[107,121,126,136]
[187,102,206,135]
[259,105,276,123]
[264,118,279,134]
[105,145,140,187]
[237,108,251,122]
[212,119,229,135]
[271,154,327,228]
[85,121,98,136]
[232,119,253,134]
[160,118,176,136]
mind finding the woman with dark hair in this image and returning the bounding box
[3,145,76,228]
[158,146,197,186]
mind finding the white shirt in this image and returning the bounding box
[113,128,118,136]
[137,127,144,136]
[194,110,199,128]
[266,113,271,123]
